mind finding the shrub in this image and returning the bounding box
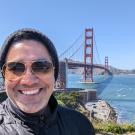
[54,91,81,109]
[93,120,135,134]
[104,122,124,134]
[122,123,135,132]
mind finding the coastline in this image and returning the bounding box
[85,99,117,122]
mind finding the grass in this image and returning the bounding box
[92,119,135,134]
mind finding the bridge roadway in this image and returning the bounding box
[60,60,112,75]
[56,60,112,89]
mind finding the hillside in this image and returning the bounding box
[68,65,135,75]
[109,66,135,74]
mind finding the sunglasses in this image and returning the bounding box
[2,60,54,80]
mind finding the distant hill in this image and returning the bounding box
[109,66,135,75]
[61,59,135,75]
[68,65,135,75]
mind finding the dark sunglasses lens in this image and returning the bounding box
[7,62,25,75]
[32,61,52,73]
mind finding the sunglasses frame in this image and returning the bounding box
[1,60,54,80]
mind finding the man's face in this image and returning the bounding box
[5,40,55,113]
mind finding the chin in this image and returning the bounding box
[20,106,40,113]
[17,102,47,113]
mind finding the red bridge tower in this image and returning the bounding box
[105,56,108,69]
[84,28,94,82]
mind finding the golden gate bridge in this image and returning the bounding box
[56,28,112,89]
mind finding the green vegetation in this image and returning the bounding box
[54,91,135,134]
[93,119,135,134]
[54,91,81,109]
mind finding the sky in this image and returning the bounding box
[0,0,135,70]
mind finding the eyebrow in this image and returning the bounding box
[6,58,51,63]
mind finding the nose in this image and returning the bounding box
[19,68,39,86]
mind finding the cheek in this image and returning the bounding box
[42,75,55,87]
[5,79,19,90]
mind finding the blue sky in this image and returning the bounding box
[0,0,135,69]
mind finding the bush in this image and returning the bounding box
[54,91,81,109]
[93,120,135,134]
[122,123,135,132]
[57,100,65,106]
[104,122,124,134]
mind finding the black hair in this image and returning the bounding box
[0,28,59,80]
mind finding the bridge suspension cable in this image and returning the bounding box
[93,34,102,65]
[68,42,83,59]
[59,31,83,58]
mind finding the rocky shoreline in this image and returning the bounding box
[85,100,117,122]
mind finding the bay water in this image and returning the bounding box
[67,74,135,123]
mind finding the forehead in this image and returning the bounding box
[6,40,52,62]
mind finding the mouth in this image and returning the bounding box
[19,88,43,95]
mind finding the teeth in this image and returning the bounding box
[21,89,40,95]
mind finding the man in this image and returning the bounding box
[0,28,95,135]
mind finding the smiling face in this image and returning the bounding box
[5,40,55,113]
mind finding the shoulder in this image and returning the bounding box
[57,105,95,134]
[58,105,88,120]
[0,100,12,124]
[58,105,86,119]
[0,102,6,116]
[0,101,20,134]
[0,105,4,124]
[0,101,7,123]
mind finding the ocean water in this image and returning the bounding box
[67,74,135,123]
